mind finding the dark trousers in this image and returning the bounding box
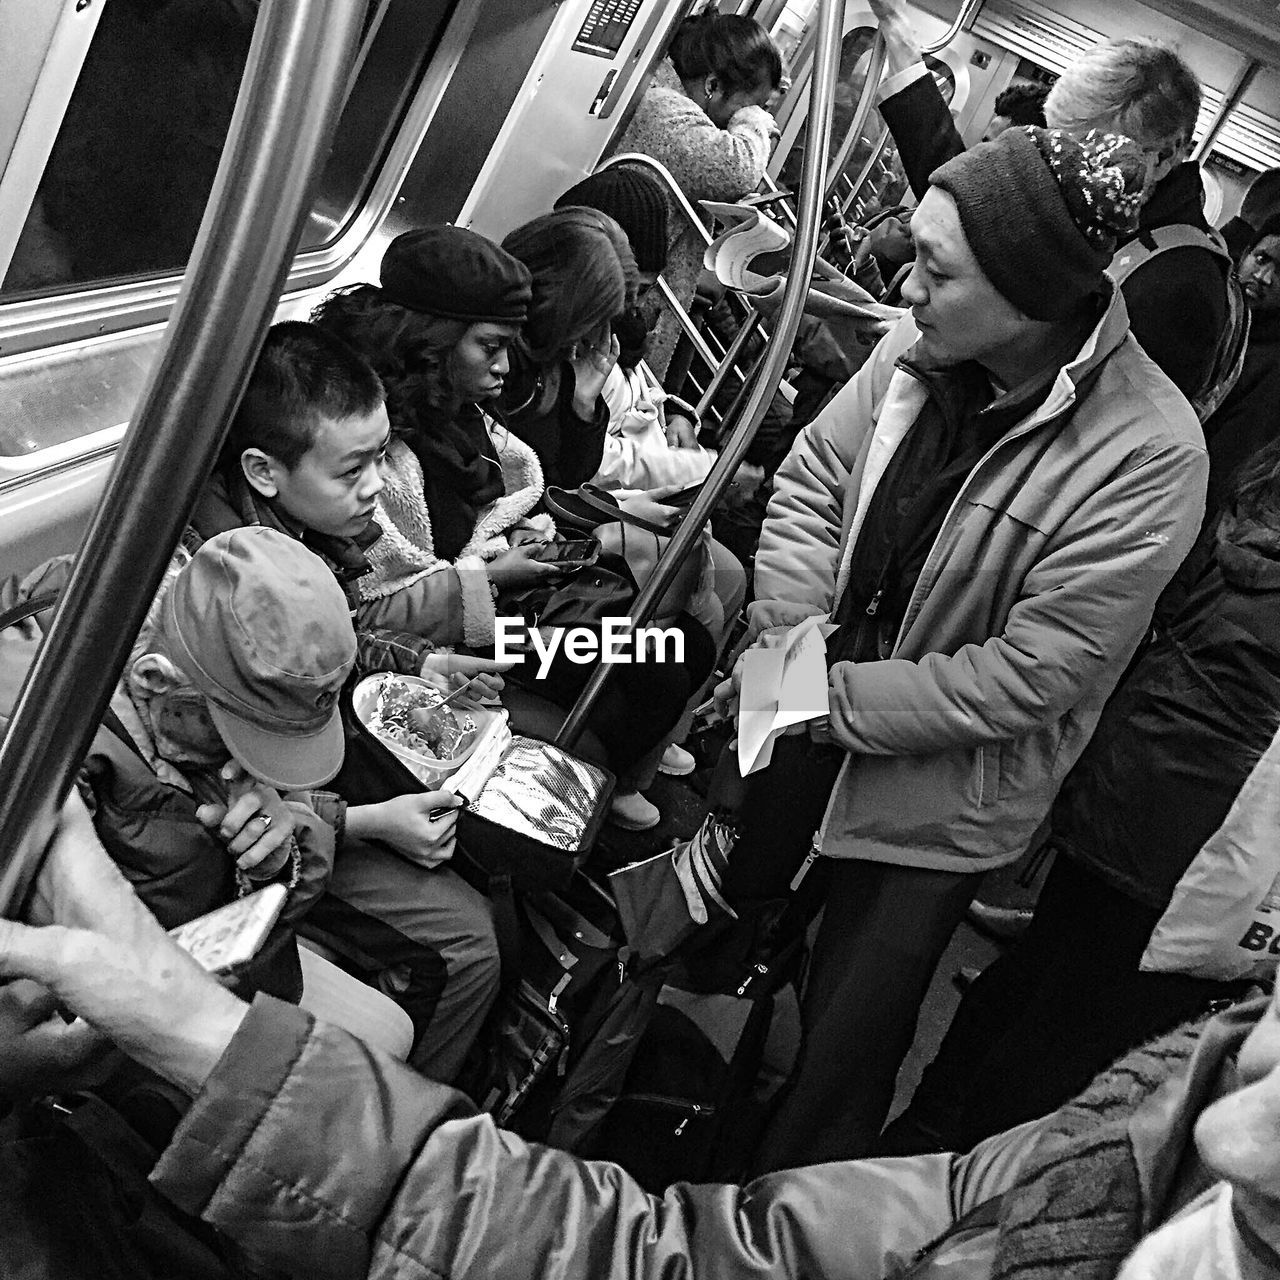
[878,852,1243,1157]
[302,837,500,1084]
[752,858,977,1174]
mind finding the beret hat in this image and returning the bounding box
[380,226,533,324]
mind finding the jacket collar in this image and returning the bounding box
[1131,162,1211,238]
[898,280,1130,437]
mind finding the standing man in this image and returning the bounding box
[718,125,1207,1172]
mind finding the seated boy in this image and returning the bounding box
[190,319,507,695]
[1,528,499,1083]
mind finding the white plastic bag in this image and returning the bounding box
[1141,723,1280,980]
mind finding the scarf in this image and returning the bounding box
[403,403,505,562]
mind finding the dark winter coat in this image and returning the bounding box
[1052,505,1280,909]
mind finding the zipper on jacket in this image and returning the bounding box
[865,588,883,617]
[789,832,823,891]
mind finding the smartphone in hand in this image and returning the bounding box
[529,537,600,569]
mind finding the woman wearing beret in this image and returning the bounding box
[313,225,713,830]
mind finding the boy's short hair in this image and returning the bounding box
[228,321,384,470]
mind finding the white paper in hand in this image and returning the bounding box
[737,617,832,776]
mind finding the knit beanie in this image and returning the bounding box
[380,226,532,324]
[929,127,1146,320]
[555,167,670,274]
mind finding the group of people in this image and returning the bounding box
[6,4,1280,1277]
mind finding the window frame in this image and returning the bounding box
[0,0,485,366]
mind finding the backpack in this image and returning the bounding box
[1107,225,1250,422]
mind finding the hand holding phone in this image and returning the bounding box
[529,537,600,568]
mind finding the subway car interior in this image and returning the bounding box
[4,0,1280,1272]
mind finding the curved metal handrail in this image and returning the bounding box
[0,0,366,914]
[600,152,718,250]
[822,30,887,201]
[921,0,984,54]
[553,0,847,751]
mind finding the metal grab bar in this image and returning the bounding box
[921,0,983,54]
[822,30,887,202]
[0,0,366,914]
[553,0,847,752]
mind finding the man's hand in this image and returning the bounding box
[0,793,247,1095]
[419,653,513,702]
[195,761,295,876]
[0,978,118,1099]
[346,792,462,869]
[867,0,923,76]
[711,626,793,724]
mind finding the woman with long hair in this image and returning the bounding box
[611,11,784,380]
[314,224,713,830]
[496,207,635,490]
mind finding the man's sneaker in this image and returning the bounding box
[658,743,696,776]
[609,790,661,831]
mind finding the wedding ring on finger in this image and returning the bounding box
[253,811,272,831]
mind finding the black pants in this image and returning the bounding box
[878,852,1244,1156]
[751,858,977,1174]
[507,614,714,775]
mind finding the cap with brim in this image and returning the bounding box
[205,700,345,792]
[158,527,356,792]
[380,226,533,324]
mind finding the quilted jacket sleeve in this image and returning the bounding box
[154,996,1041,1280]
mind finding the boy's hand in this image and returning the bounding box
[195,761,295,875]
[419,653,513,702]
[347,792,462,869]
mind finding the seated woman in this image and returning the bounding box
[496,206,634,491]
[313,225,713,830]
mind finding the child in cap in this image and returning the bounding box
[2,528,499,1079]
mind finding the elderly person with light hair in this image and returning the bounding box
[865,0,1231,407]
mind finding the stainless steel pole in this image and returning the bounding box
[554,0,848,750]
[0,0,365,913]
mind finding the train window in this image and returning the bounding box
[1,0,454,302]
[0,329,161,457]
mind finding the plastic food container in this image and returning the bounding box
[351,672,506,789]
